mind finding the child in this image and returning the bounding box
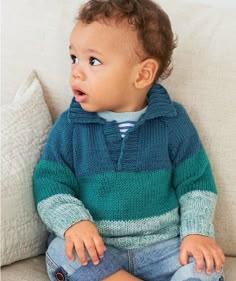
[33,0,225,280]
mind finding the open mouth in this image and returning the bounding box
[73,88,88,103]
[75,89,86,96]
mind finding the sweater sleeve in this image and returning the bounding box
[168,103,217,240]
[33,111,93,238]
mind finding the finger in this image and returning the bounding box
[65,239,75,261]
[213,248,225,273]
[219,248,226,265]
[179,247,189,265]
[84,239,100,265]
[74,240,88,266]
[202,250,214,275]
[192,250,204,272]
[213,253,223,273]
[94,236,106,258]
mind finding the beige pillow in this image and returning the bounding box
[1,71,52,266]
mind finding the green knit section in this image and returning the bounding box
[34,147,216,223]
[74,171,178,221]
[33,160,78,205]
[173,146,217,199]
[34,160,178,221]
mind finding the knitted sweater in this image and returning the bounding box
[33,84,217,249]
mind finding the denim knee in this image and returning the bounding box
[46,237,122,281]
[171,261,224,281]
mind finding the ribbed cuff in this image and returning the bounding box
[54,206,94,238]
[38,194,94,238]
[180,219,215,240]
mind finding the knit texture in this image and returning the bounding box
[33,84,217,248]
[98,106,147,138]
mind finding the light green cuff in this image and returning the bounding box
[179,190,217,240]
[38,194,94,238]
[180,218,215,240]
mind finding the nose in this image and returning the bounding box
[71,64,86,81]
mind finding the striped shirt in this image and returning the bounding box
[98,106,148,138]
[117,121,136,138]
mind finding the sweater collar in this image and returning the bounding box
[68,84,177,124]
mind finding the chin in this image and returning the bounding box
[80,103,104,113]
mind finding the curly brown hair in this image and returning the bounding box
[77,0,177,82]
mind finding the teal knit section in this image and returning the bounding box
[76,170,177,221]
[173,146,217,199]
[34,160,178,221]
[33,160,78,205]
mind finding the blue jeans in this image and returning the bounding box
[46,235,224,281]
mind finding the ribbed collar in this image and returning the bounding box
[68,84,177,124]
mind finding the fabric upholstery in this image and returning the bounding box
[1,71,52,266]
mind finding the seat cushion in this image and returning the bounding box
[1,255,48,281]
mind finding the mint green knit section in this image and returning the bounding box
[179,191,217,239]
[173,146,217,199]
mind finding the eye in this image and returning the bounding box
[70,54,79,64]
[89,57,101,66]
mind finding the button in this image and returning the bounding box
[55,272,65,281]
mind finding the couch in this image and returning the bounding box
[1,0,236,280]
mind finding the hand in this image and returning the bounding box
[180,234,225,275]
[65,220,106,266]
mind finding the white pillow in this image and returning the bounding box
[1,71,52,266]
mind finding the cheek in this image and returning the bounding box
[69,74,73,86]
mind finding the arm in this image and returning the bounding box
[168,103,224,273]
[33,111,93,238]
[33,111,106,265]
[168,103,217,238]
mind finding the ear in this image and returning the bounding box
[134,59,159,89]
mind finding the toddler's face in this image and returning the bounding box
[69,19,144,112]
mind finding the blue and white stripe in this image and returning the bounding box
[117,121,136,138]
[98,106,148,138]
